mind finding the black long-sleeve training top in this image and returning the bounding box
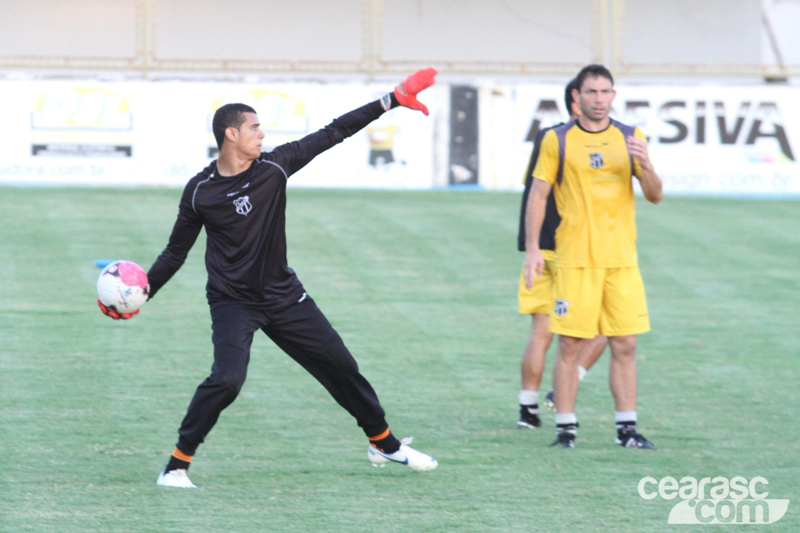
[147,98,391,309]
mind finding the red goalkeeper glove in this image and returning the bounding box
[98,299,140,320]
[394,68,438,116]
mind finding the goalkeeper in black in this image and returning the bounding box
[98,69,439,487]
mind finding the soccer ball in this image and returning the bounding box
[97,260,150,314]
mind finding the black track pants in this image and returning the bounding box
[175,296,389,456]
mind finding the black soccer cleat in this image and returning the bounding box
[543,391,555,412]
[550,432,576,448]
[616,428,657,449]
[517,405,542,429]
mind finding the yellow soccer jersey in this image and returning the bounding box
[532,119,645,268]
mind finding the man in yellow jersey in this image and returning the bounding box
[516,79,609,429]
[524,64,663,448]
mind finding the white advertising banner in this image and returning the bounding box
[494,83,800,196]
[3,79,799,196]
[0,80,435,189]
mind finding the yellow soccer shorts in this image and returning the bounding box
[518,258,557,315]
[549,266,650,338]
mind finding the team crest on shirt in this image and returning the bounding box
[554,299,569,317]
[233,196,252,216]
[589,153,604,169]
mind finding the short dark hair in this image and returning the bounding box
[574,64,614,92]
[565,78,578,115]
[212,103,257,149]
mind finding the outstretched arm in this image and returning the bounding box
[391,68,437,116]
[268,69,438,176]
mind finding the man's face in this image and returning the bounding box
[230,112,264,159]
[574,75,615,123]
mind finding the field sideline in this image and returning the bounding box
[0,187,797,532]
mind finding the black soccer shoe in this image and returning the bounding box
[516,405,541,429]
[616,428,657,450]
[543,390,556,412]
[550,432,576,448]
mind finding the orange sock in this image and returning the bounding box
[166,447,193,471]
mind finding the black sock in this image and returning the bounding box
[165,448,192,472]
[616,421,637,436]
[166,457,190,472]
[521,403,540,415]
[369,430,401,454]
[556,422,579,436]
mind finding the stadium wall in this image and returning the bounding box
[3,1,799,80]
[2,79,799,196]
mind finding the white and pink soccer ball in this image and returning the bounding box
[97,261,150,314]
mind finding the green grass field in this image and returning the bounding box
[0,187,798,532]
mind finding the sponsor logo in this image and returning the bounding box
[525,97,795,162]
[31,86,133,158]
